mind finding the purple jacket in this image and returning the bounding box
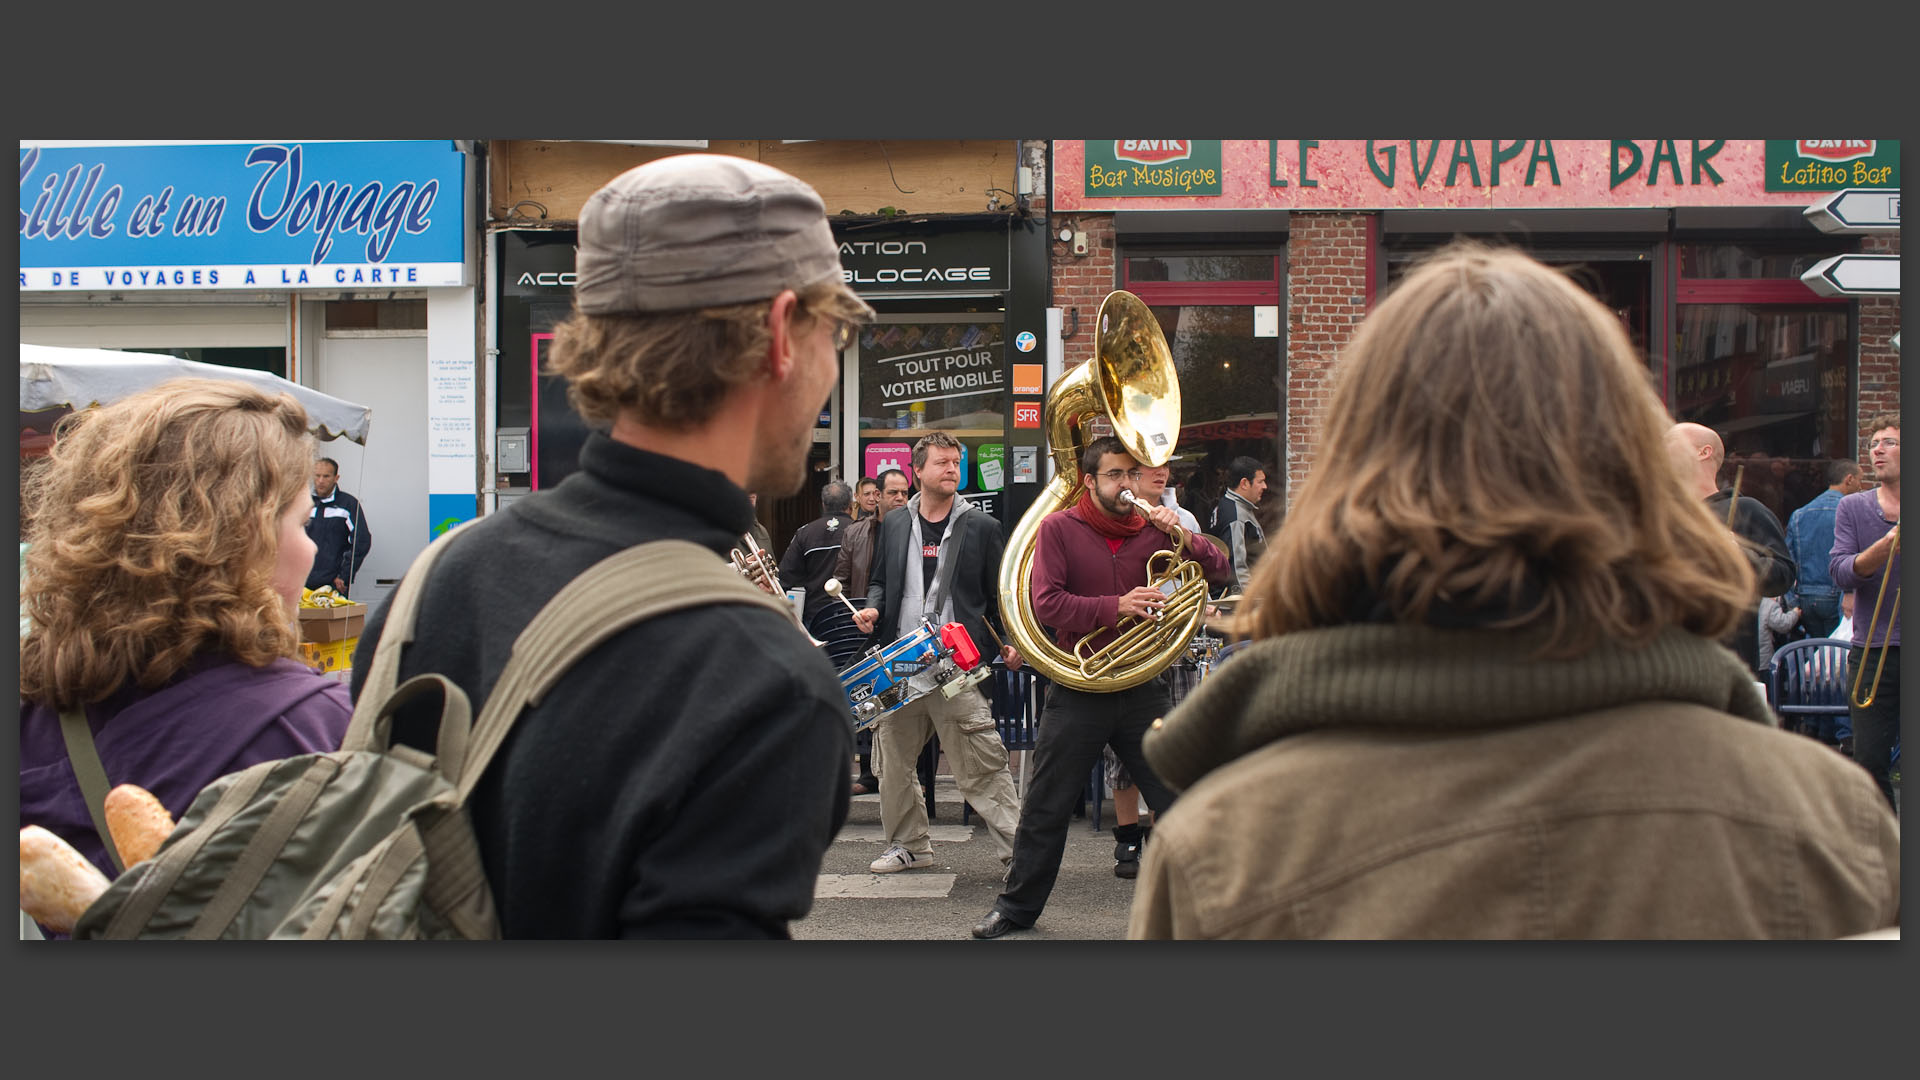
[20,655,353,882]
[1828,489,1901,648]
[1031,505,1231,655]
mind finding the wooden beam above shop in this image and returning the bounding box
[488,140,1018,223]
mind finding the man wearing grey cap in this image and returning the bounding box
[351,154,874,938]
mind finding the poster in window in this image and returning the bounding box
[856,319,1008,520]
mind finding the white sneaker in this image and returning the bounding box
[870,845,936,873]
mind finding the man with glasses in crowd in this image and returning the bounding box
[1830,415,1901,812]
[972,436,1230,938]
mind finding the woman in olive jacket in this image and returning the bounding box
[1131,244,1899,940]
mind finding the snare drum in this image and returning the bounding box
[837,620,987,730]
[840,622,943,731]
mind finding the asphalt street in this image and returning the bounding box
[792,766,1144,941]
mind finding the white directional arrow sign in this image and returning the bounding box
[1804,188,1901,233]
[1801,254,1900,297]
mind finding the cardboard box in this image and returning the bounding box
[299,603,365,643]
[298,636,358,673]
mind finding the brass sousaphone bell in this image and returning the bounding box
[996,290,1209,693]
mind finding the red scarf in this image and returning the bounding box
[1070,489,1146,540]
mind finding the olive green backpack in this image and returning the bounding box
[70,530,794,940]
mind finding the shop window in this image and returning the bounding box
[1673,241,1853,525]
[1121,250,1283,528]
[1385,246,1656,365]
[1674,301,1852,523]
[1127,255,1281,283]
[853,316,1009,521]
[324,299,427,333]
[1145,304,1283,530]
[118,346,287,377]
[1677,241,1848,280]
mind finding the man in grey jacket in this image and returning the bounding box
[1207,456,1269,594]
[852,431,1023,874]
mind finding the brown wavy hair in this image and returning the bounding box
[548,279,873,428]
[20,378,317,708]
[1242,242,1756,658]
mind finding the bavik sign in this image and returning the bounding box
[19,141,469,291]
[1765,140,1898,192]
[1052,140,1897,211]
[1084,140,1223,196]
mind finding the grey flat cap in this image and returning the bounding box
[573,154,844,315]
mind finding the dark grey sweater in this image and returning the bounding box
[351,433,851,938]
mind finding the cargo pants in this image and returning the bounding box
[874,682,1020,864]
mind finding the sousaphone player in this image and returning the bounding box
[973,293,1229,940]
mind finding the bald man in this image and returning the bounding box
[1665,422,1797,673]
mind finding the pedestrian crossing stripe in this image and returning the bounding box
[815,874,957,899]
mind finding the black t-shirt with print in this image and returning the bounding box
[919,511,950,593]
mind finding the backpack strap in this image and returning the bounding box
[455,539,796,802]
[341,520,481,754]
[57,709,125,874]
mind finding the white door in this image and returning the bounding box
[308,335,429,613]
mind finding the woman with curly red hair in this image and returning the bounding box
[20,378,352,886]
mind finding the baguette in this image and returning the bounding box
[105,783,175,866]
[20,826,111,934]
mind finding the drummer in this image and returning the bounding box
[850,431,1023,876]
[1101,462,1230,881]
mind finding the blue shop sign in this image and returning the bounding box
[19,140,468,291]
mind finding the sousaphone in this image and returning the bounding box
[996,291,1208,692]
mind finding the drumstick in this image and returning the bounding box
[1726,465,1744,529]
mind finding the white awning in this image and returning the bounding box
[19,344,372,445]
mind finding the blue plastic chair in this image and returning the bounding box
[1768,638,1853,746]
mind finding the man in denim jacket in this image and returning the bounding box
[1785,458,1864,639]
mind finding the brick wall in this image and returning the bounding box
[1854,230,1901,470]
[1283,212,1373,510]
[1046,211,1116,373]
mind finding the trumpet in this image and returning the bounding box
[729,532,783,597]
[1850,524,1899,709]
[730,531,826,648]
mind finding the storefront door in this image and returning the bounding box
[1122,251,1285,531]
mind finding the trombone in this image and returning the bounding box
[1850,525,1899,709]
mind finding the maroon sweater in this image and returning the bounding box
[1030,505,1231,654]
